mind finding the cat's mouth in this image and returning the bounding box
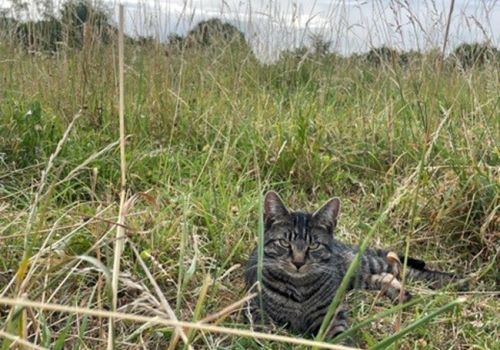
[278,261,334,278]
[282,262,313,275]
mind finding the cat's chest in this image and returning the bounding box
[263,275,338,310]
[260,268,343,332]
[262,284,337,333]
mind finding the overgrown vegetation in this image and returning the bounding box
[0,0,498,349]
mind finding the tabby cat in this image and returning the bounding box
[245,191,465,339]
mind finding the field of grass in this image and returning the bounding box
[0,13,499,349]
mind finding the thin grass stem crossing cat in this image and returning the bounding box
[245,191,466,339]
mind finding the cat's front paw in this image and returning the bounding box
[385,287,412,304]
[392,289,412,304]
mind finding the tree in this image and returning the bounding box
[16,18,62,52]
[165,33,184,56]
[165,18,254,60]
[309,33,331,57]
[451,42,498,69]
[60,0,112,48]
[365,46,399,65]
[0,10,18,42]
[183,18,247,48]
[279,46,310,62]
[2,0,113,52]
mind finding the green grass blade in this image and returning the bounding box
[39,313,51,348]
[370,297,466,350]
[333,296,423,343]
[256,191,264,293]
[53,313,74,350]
[253,145,265,321]
[74,286,97,350]
[314,209,392,344]
[184,274,212,348]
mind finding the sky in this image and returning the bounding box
[2,0,499,61]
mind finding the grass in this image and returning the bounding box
[0,14,499,349]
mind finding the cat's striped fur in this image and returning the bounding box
[245,192,466,339]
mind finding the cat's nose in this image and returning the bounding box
[292,259,305,269]
[291,247,306,269]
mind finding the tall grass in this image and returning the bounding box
[0,0,499,348]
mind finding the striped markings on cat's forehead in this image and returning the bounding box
[275,212,315,244]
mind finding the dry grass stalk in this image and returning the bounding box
[199,292,258,324]
[57,139,121,185]
[22,109,82,241]
[0,297,360,350]
[0,109,83,341]
[19,109,82,287]
[108,4,127,349]
[397,107,454,331]
[170,275,212,349]
[10,203,115,300]
[441,0,456,65]
[20,292,28,348]
[129,242,192,349]
[0,330,48,350]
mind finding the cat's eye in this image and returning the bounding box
[309,242,322,251]
[277,239,290,248]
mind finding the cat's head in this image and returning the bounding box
[262,191,340,274]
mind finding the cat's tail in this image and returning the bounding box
[366,248,468,290]
[399,255,469,291]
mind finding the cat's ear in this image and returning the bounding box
[312,197,340,232]
[263,191,289,224]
